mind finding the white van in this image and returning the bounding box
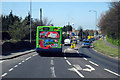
[64,39,71,46]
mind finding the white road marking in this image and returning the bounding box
[64,49,66,53]
[1,73,7,77]
[73,68,84,78]
[26,57,30,60]
[50,67,56,78]
[28,57,31,58]
[85,65,95,71]
[51,60,54,66]
[51,57,54,59]
[66,60,71,65]
[83,58,87,60]
[77,51,79,54]
[18,62,22,65]
[0,61,3,63]
[14,65,18,68]
[104,68,120,77]
[89,61,99,67]
[22,60,25,63]
[9,68,13,72]
[73,65,82,70]
[82,68,92,72]
[33,54,36,56]
[64,57,67,59]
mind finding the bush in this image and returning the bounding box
[2,42,15,55]
[106,36,120,47]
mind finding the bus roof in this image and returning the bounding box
[37,26,62,28]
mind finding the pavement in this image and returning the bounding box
[0,49,35,60]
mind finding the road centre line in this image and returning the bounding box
[83,58,87,60]
[76,51,79,54]
[64,57,67,59]
[25,57,30,60]
[14,65,18,68]
[22,60,25,63]
[51,60,54,66]
[104,68,120,77]
[73,68,84,78]
[50,67,56,78]
[9,68,14,72]
[1,73,7,77]
[0,61,3,63]
[89,61,99,66]
[66,60,72,66]
[18,62,22,65]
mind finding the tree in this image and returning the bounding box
[98,2,120,39]
[77,26,83,40]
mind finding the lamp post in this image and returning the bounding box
[30,0,32,43]
[89,10,97,36]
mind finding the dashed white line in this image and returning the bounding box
[77,51,79,54]
[104,68,120,77]
[25,57,30,60]
[9,68,13,72]
[64,57,67,59]
[83,58,87,60]
[22,60,25,63]
[89,61,99,67]
[0,61,3,63]
[73,68,84,78]
[50,67,56,78]
[1,73,7,77]
[51,60,54,66]
[28,57,31,59]
[66,60,71,66]
[64,49,66,53]
[14,65,18,68]
[18,62,22,65]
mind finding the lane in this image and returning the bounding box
[78,46,119,78]
[79,47,119,73]
[1,43,119,78]
[2,53,52,78]
[2,52,37,75]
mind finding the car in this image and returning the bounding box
[81,40,91,48]
[64,39,71,46]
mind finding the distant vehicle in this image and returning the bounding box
[64,39,71,46]
[36,26,62,54]
[81,40,91,48]
[72,39,77,44]
[88,39,92,43]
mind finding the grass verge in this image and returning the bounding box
[93,40,119,58]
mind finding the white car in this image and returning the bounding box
[64,39,71,46]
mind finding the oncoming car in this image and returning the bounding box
[81,40,91,48]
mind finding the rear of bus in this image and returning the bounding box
[36,26,62,54]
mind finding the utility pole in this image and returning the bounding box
[30,0,32,43]
[40,8,42,26]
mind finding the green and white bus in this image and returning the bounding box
[36,26,62,54]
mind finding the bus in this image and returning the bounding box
[36,26,62,54]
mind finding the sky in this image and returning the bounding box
[1,2,110,30]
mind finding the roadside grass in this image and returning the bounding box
[93,40,119,58]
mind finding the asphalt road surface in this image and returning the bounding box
[1,43,120,80]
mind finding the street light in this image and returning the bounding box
[89,10,97,36]
[30,0,32,43]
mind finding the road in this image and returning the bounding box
[1,43,120,80]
